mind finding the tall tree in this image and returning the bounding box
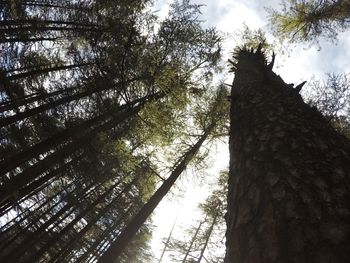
[158,218,177,263]
[168,170,227,263]
[225,46,350,262]
[0,1,222,262]
[97,124,215,263]
[97,85,228,263]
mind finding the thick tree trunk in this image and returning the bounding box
[97,125,214,263]
[225,48,350,263]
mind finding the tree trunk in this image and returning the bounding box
[6,62,92,81]
[23,180,121,263]
[182,219,204,263]
[0,92,159,176]
[158,218,177,263]
[0,157,77,213]
[0,75,144,127]
[49,174,141,263]
[0,74,145,114]
[1,180,100,263]
[74,205,134,263]
[97,125,214,263]
[197,212,218,263]
[0,36,58,43]
[225,47,350,263]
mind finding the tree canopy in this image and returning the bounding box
[1,0,350,262]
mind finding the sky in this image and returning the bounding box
[148,0,350,262]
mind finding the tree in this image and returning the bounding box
[168,170,227,263]
[0,1,222,262]
[305,73,350,138]
[225,45,350,262]
[97,128,213,263]
[96,85,228,263]
[267,0,350,44]
[158,218,177,263]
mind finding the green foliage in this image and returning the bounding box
[0,0,224,262]
[267,0,350,44]
[167,169,228,263]
[234,24,271,51]
[305,73,350,138]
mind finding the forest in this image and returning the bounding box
[0,0,350,262]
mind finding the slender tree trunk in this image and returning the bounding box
[0,92,158,176]
[74,206,134,263]
[0,180,101,262]
[49,174,141,263]
[0,75,145,114]
[0,25,99,34]
[182,219,204,263]
[0,36,58,43]
[225,47,350,263]
[97,125,214,263]
[197,212,218,263]
[0,1,93,11]
[0,19,96,28]
[0,157,77,213]
[0,177,76,235]
[6,62,92,81]
[0,97,156,209]
[158,218,177,263]
[23,180,121,263]
[0,75,145,127]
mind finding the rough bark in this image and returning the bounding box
[225,48,350,263]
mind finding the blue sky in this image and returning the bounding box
[149,0,350,261]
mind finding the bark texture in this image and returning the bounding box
[225,47,350,263]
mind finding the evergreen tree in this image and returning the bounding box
[168,170,227,263]
[306,73,350,138]
[225,45,350,262]
[0,1,222,262]
[267,0,350,44]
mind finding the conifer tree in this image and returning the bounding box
[225,45,350,263]
[268,0,350,44]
